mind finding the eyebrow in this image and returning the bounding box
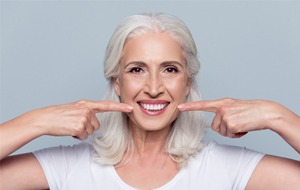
[124,61,146,69]
[161,61,184,68]
[124,61,184,69]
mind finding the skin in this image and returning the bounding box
[114,32,189,189]
[115,32,189,140]
[0,32,300,189]
[179,98,300,190]
[0,100,133,189]
[178,98,300,153]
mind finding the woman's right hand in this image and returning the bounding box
[0,100,133,160]
[0,100,133,189]
[26,100,133,140]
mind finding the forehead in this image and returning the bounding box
[120,32,184,65]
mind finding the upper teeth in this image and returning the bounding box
[140,103,168,111]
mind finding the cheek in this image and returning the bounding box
[119,78,144,101]
[166,79,188,101]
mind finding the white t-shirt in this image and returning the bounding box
[33,141,264,190]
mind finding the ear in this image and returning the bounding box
[114,77,121,96]
[185,79,191,96]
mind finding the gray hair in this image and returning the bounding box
[93,13,205,167]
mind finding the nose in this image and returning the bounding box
[143,72,164,97]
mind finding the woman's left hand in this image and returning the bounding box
[178,98,294,138]
[179,98,300,189]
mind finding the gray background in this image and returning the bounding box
[1,1,299,160]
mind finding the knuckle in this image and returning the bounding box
[80,108,91,116]
[222,113,231,122]
[223,97,234,103]
[219,106,229,115]
[211,123,219,132]
[73,124,85,135]
[228,123,240,133]
[79,116,89,125]
[78,99,88,105]
[222,98,236,106]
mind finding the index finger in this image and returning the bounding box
[178,99,223,112]
[83,100,133,113]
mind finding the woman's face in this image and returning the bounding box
[114,32,190,131]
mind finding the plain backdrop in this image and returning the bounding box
[1,1,299,160]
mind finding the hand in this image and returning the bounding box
[178,98,285,138]
[26,100,133,140]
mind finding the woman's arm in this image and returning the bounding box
[0,100,133,189]
[178,98,300,153]
[178,98,300,189]
[0,100,99,160]
[246,155,300,190]
[0,153,49,189]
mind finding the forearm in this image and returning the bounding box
[0,113,44,160]
[0,100,130,160]
[268,103,300,154]
[275,114,300,154]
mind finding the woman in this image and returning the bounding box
[0,13,299,190]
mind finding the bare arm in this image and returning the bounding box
[0,110,54,189]
[246,155,300,190]
[179,98,300,189]
[0,112,47,161]
[0,153,49,189]
[0,100,133,189]
[178,98,300,153]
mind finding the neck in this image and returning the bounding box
[115,121,177,170]
[129,121,171,156]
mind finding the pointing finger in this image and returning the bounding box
[79,100,133,113]
[90,101,133,113]
[178,100,223,113]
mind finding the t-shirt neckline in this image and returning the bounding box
[108,164,185,190]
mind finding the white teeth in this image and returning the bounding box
[140,103,168,111]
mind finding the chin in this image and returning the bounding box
[128,116,173,132]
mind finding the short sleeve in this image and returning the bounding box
[33,142,91,190]
[208,142,265,189]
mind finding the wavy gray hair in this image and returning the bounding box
[93,13,205,167]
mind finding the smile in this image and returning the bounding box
[137,100,170,116]
[139,103,169,111]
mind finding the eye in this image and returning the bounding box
[165,67,178,73]
[129,67,143,73]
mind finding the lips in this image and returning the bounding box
[137,100,170,115]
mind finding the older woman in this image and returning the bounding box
[0,13,299,190]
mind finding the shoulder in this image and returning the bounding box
[33,142,92,161]
[33,142,93,176]
[191,141,264,170]
[194,141,264,160]
[180,141,265,189]
[33,142,93,170]
[32,142,95,189]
